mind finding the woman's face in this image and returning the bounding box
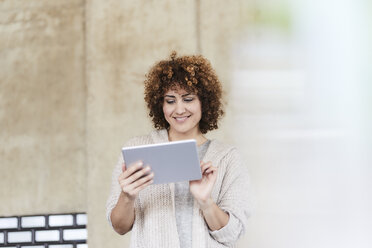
[163,87,202,136]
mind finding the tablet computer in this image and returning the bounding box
[122,140,202,184]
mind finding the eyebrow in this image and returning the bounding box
[164,93,192,98]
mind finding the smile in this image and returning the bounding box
[173,116,191,122]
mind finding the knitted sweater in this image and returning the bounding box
[106,129,251,248]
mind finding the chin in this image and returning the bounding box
[173,127,191,134]
[171,124,199,135]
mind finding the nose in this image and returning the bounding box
[175,101,186,115]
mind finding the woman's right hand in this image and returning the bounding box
[118,161,154,200]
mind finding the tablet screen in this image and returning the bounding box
[122,140,202,184]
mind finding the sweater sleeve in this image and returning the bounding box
[105,135,151,228]
[105,154,124,227]
[209,148,252,247]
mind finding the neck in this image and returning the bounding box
[168,128,207,146]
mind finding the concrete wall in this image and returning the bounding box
[1,0,249,247]
[0,0,86,215]
[4,1,370,248]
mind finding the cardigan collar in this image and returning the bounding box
[150,129,169,143]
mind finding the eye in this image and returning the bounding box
[183,97,194,102]
[165,99,175,104]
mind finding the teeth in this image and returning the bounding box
[175,116,188,121]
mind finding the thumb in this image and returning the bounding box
[122,163,126,172]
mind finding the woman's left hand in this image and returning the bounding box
[189,161,218,209]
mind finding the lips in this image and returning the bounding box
[173,116,190,122]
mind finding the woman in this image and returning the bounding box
[106,52,251,248]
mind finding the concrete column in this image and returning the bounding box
[0,0,86,215]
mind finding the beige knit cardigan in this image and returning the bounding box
[106,129,251,248]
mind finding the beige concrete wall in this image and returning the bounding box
[2,1,370,247]
[1,0,250,247]
[85,0,251,247]
[0,0,86,215]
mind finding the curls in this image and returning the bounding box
[144,51,224,134]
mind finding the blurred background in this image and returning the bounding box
[1,0,371,247]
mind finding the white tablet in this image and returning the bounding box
[122,140,202,184]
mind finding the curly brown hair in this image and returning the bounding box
[144,52,224,134]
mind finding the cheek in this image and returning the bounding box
[192,102,202,118]
[162,105,171,117]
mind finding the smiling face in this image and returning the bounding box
[162,86,202,137]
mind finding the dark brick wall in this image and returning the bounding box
[0,213,87,248]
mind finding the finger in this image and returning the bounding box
[118,165,135,182]
[201,162,213,173]
[120,172,152,194]
[122,163,126,172]
[118,162,144,186]
[125,173,153,196]
[122,161,144,178]
[132,178,154,195]
[205,166,217,174]
[200,162,209,171]
[132,172,154,190]
[125,166,152,185]
[206,164,216,171]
